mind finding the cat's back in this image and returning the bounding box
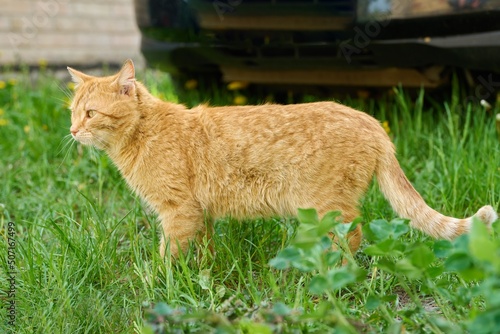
[193,101,386,146]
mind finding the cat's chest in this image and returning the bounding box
[113,144,190,209]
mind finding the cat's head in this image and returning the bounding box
[67,60,141,151]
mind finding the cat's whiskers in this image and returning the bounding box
[57,134,77,168]
[87,145,101,162]
[89,135,111,152]
[57,83,74,100]
[58,133,75,154]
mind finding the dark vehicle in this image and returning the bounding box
[138,0,500,89]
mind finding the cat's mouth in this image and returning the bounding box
[72,131,96,146]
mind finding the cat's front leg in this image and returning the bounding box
[158,203,208,259]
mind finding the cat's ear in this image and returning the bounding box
[116,59,136,97]
[67,66,91,87]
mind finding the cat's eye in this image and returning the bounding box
[86,110,96,118]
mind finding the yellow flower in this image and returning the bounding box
[233,95,247,105]
[67,82,75,91]
[382,121,390,134]
[8,79,17,86]
[0,81,6,89]
[227,81,248,91]
[24,125,30,133]
[0,119,8,126]
[184,79,198,90]
[38,58,48,69]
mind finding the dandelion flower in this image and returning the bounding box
[184,79,198,90]
[0,119,8,126]
[24,125,30,133]
[38,58,48,69]
[67,82,75,91]
[382,121,390,134]
[0,81,6,89]
[233,95,247,105]
[227,81,248,91]
[8,79,17,86]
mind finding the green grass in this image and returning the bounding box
[0,69,499,333]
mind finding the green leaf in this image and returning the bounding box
[426,265,444,278]
[239,320,273,334]
[409,244,435,269]
[317,211,341,236]
[153,302,173,316]
[293,257,319,272]
[309,275,329,294]
[327,268,357,290]
[325,251,341,266]
[395,258,422,279]
[377,258,397,273]
[469,219,498,265]
[433,240,453,258]
[457,267,485,282]
[365,294,396,312]
[292,234,320,251]
[277,247,302,262]
[198,269,211,290]
[297,208,319,225]
[319,235,333,250]
[363,219,392,242]
[389,218,410,239]
[334,221,357,239]
[268,256,289,270]
[445,252,473,272]
[353,266,368,281]
[272,302,291,316]
[363,239,398,256]
[365,295,381,311]
[452,234,470,252]
[215,285,226,299]
[269,247,302,270]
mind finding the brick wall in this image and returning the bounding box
[0,0,145,67]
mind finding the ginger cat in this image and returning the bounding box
[67,60,497,258]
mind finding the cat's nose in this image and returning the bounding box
[70,126,78,136]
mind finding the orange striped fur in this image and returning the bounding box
[67,60,498,258]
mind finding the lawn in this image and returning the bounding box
[0,68,499,333]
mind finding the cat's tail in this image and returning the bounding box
[376,149,497,239]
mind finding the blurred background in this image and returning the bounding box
[2,0,500,97]
[1,0,144,68]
